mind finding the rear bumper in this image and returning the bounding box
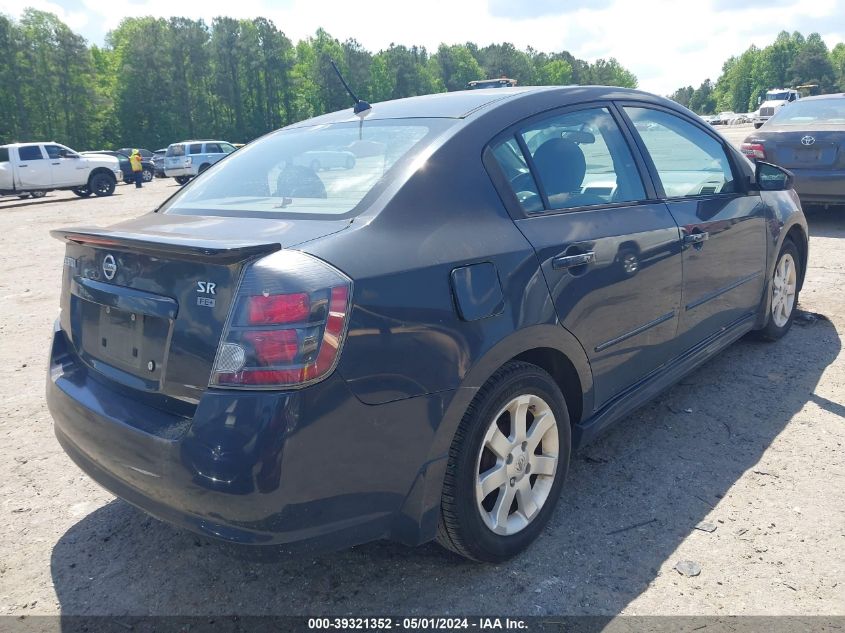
[47,326,449,550]
[791,168,845,204]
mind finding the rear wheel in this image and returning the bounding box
[437,361,571,562]
[755,239,801,341]
[90,172,116,197]
[175,176,191,185]
[142,168,153,182]
[30,190,46,199]
[198,163,210,174]
[754,123,763,129]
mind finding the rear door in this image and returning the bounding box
[620,105,767,351]
[487,104,684,408]
[15,145,52,188]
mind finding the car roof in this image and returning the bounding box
[284,86,680,129]
[796,92,845,102]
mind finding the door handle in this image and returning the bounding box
[552,251,596,270]
[51,162,60,165]
[683,231,709,245]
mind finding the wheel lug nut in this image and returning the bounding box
[521,441,527,451]
[509,477,516,487]
[525,464,531,474]
[506,454,513,464]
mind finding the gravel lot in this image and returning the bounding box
[1,126,843,618]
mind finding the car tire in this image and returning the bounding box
[198,163,210,175]
[72,187,92,198]
[175,176,191,185]
[754,239,801,341]
[90,172,116,197]
[142,168,153,182]
[30,190,46,199]
[754,123,763,129]
[437,361,571,562]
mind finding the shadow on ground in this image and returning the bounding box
[50,313,839,616]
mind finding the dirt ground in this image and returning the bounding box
[1,126,843,618]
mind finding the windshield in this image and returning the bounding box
[768,99,845,125]
[161,119,454,218]
[766,92,789,101]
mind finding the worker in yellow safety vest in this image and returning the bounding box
[129,149,144,189]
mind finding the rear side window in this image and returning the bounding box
[166,144,185,157]
[189,144,203,155]
[625,107,737,197]
[18,146,44,161]
[492,107,646,213]
[0,147,9,163]
[161,119,453,218]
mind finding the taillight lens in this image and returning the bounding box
[210,250,352,389]
[741,142,766,161]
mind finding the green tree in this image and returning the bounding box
[431,43,483,91]
[788,32,836,91]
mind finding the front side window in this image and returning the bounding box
[0,147,9,163]
[18,146,44,161]
[491,107,646,213]
[206,143,222,154]
[220,143,236,154]
[625,107,737,198]
[161,119,453,218]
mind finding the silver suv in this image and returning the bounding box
[164,140,236,184]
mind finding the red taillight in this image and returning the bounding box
[210,250,352,389]
[243,330,298,365]
[741,142,766,161]
[247,293,310,324]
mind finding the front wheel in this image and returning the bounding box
[175,176,191,185]
[754,123,763,129]
[72,187,92,198]
[437,361,571,562]
[754,239,801,341]
[142,168,153,182]
[90,172,116,197]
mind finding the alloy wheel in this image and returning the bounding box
[772,252,797,328]
[475,394,559,535]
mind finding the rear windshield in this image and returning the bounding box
[161,119,455,219]
[166,144,185,157]
[768,99,845,125]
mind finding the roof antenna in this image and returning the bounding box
[330,59,371,139]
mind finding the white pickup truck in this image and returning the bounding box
[0,142,123,198]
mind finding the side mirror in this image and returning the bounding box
[755,161,793,191]
[59,149,78,159]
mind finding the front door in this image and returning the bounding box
[15,145,52,189]
[488,105,684,408]
[45,144,82,187]
[621,106,767,352]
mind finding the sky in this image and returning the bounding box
[2,0,844,96]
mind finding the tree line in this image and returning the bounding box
[0,9,638,150]
[670,31,845,114]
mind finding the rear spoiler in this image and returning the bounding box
[50,227,281,264]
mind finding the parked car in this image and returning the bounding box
[152,149,166,177]
[711,111,737,125]
[47,86,807,562]
[82,151,154,184]
[164,140,236,184]
[117,147,153,159]
[741,93,845,207]
[0,142,122,198]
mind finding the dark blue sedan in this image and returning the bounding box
[47,86,807,562]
